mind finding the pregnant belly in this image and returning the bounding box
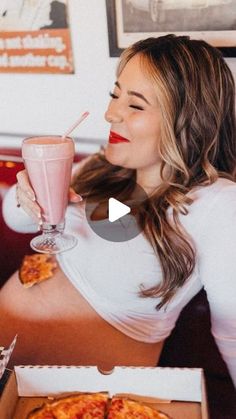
[0,267,164,368]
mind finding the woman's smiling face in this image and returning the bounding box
[104,54,162,171]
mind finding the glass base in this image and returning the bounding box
[30,232,77,254]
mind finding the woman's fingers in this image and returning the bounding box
[16,170,42,223]
[15,171,82,223]
[18,193,42,224]
[16,170,35,200]
[16,185,42,223]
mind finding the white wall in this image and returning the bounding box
[0,0,117,153]
[0,0,235,154]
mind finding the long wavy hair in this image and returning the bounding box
[72,35,236,308]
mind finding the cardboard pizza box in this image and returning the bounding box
[0,366,209,419]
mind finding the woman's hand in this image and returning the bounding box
[16,170,41,223]
[16,170,83,223]
[69,188,83,203]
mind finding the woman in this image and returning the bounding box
[1,35,236,386]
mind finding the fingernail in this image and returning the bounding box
[72,194,83,202]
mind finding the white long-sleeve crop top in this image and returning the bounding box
[2,177,236,386]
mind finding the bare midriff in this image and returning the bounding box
[0,267,164,369]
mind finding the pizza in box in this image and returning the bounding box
[27,392,171,418]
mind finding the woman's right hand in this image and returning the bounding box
[16,170,83,224]
[16,170,42,224]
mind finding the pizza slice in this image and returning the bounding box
[27,393,109,419]
[19,254,58,288]
[107,397,171,418]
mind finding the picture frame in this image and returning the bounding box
[106,0,236,57]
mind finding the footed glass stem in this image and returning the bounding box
[30,222,77,254]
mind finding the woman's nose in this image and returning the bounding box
[104,102,123,123]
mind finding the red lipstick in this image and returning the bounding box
[109,131,130,144]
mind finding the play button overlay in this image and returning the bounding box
[108,198,130,222]
[85,177,148,242]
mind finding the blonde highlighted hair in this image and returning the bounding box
[72,35,236,308]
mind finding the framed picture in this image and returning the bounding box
[106,0,236,57]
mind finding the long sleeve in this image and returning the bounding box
[2,184,38,233]
[198,184,236,387]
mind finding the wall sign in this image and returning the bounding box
[0,0,74,73]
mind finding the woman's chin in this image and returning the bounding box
[104,146,126,167]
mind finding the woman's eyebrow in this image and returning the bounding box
[114,81,150,105]
[128,90,150,105]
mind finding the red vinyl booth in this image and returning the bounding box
[0,153,33,285]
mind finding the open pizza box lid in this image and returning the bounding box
[0,365,208,418]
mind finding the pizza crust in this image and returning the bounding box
[26,393,171,419]
[108,397,170,418]
[27,393,109,419]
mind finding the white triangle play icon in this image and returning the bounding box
[108,198,131,222]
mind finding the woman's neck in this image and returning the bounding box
[136,164,163,195]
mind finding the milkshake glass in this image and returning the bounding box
[22,136,77,253]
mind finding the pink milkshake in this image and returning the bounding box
[22,136,77,253]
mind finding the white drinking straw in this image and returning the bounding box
[62,111,89,139]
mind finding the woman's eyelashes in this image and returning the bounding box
[129,104,144,111]
[109,92,144,111]
[109,91,118,99]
